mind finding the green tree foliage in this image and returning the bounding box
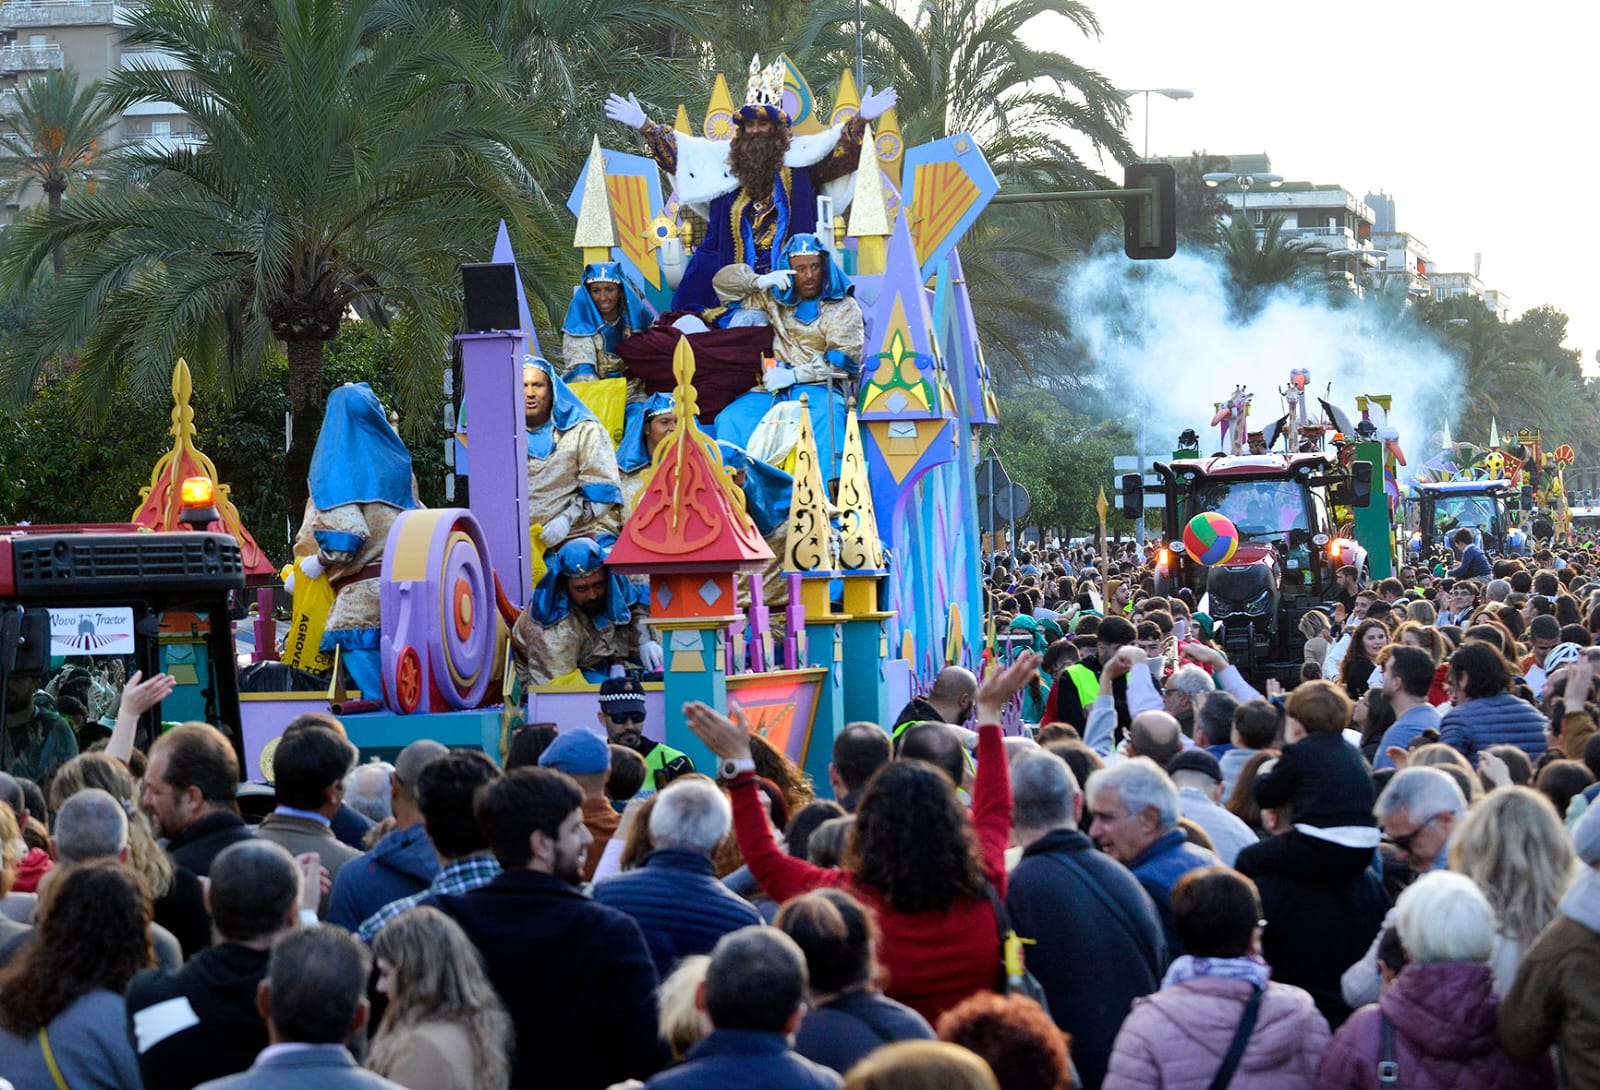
[0,321,446,558]
[1170,152,1231,244]
[988,394,1131,539]
[1213,213,1323,317]
[0,0,547,522]
[1419,295,1600,464]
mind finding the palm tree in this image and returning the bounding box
[0,0,551,527]
[0,68,123,274]
[795,0,1132,191]
[1213,213,1321,317]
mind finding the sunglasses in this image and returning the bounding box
[607,711,646,725]
[1382,813,1440,854]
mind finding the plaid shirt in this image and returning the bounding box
[357,852,501,942]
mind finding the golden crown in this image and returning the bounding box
[744,53,786,110]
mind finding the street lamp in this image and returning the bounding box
[1203,171,1284,222]
[1117,87,1194,160]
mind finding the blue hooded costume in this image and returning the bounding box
[301,383,419,698]
[523,356,624,546]
[559,262,656,382]
[711,233,862,479]
[716,440,794,538]
[513,537,645,684]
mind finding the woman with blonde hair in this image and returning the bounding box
[844,1040,999,1090]
[370,906,513,1090]
[48,750,210,957]
[657,954,711,1062]
[1406,743,1483,803]
[1298,610,1332,668]
[1449,786,1579,992]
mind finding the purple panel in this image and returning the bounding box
[527,687,670,745]
[458,332,532,607]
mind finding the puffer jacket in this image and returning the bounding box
[1103,976,1329,1090]
[1438,693,1549,761]
[1316,960,1552,1090]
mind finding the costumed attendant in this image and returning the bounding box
[511,538,663,686]
[559,261,655,390]
[292,383,420,698]
[524,357,623,549]
[712,233,863,479]
[617,393,678,516]
[604,56,896,312]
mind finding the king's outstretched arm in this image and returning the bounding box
[605,91,678,174]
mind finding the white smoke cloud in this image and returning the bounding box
[1060,249,1462,482]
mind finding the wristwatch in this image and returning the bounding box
[719,757,756,780]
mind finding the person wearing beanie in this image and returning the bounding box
[539,730,618,882]
[1167,750,1256,867]
[1501,802,1600,1087]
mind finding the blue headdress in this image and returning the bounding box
[716,441,794,538]
[527,537,641,629]
[308,383,420,511]
[734,103,788,127]
[560,263,656,355]
[773,233,852,317]
[617,393,677,474]
[524,356,599,458]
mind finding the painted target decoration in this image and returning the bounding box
[381,508,496,713]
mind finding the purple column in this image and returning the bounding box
[458,332,532,608]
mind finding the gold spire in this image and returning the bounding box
[573,136,617,261]
[135,358,228,528]
[673,104,691,133]
[836,406,884,570]
[847,122,892,274]
[704,73,735,140]
[782,394,834,573]
[830,68,861,125]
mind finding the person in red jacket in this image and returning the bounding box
[684,652,1041,1025]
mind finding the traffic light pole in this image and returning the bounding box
[985,163,1177,260]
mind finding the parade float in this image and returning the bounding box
[224,54,1007,782]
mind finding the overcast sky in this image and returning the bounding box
[1039,1,1599,371]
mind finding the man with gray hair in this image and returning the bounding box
[343,760,393,825]
[594,775,762,977]
[1086,756,1216,958]
[1341,766,1469,1011]
[128,839,316,1090]
[3,787,186,972]
[1007,751,1164,1089]
[327,740,445,931]
[643,926,840,1089]
[192,925,404,1090]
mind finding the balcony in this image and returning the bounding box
[131,130,202,153]
[0,42,63,71]
[119,44,181,70]
[0,0,117,27]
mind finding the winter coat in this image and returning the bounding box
[1253,732,1376,830]
[11,846,51,893]
[592,847,764,978]
[1317,960,1552,1090]
[1500,871,1600,1090]
[1235,831,1389,1028]
[1006,827,1166,1090]
[1103,976,1329,1090]
[1438,693,1550,762]
[1129,828,1219,960]
[326,823,440,932]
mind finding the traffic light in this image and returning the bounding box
[1123,163,1176,260]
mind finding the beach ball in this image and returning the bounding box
[1184,512,1240,566]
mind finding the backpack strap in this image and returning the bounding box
[1378,1013,1399,1085]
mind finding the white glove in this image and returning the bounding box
[300,554,325,580]
[640,640,664,672]
[604,92,647,130]
[859,84,898,121]
[753,269,793,293]
[283,571,296,595]
[540,514,572,547]
[608,664,627,679]
[763,366,797,394]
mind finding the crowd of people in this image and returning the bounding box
[3,542,1600,1088]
